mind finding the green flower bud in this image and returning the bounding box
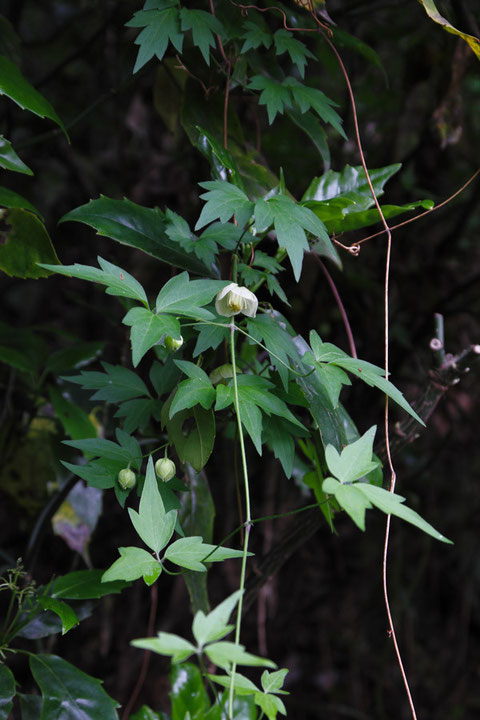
[155,457,176,482]
[165,334,184,352]
[117,468,136,490]
[215,283,258,318]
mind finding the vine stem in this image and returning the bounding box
[320,27,418,720]
[228,321,252,718]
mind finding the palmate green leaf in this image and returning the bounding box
[102,546,162,584]
[37,596,79,635]
[122,307,181,367]
[165,208,218,269]
[126,5,184,73]
[132,632,196,663]
[261,669,289,694]
[180,8,223,65]
[156,272,229,319]
[61,460,118,490]
[247,75,292,124]
[164,536,246,571]
[29,654,119,720]
[274,30,314,78]
[66,361,151,403]
[241,19,273,53]
[323,477,372,531]
[192,591,242,647]
[324,425,378,483]
[50,570,130,599]
[128,457,176,553]
[205,642,276,670]
[195,181,253,231]
[60,196,214,276]
[263,415,298,478]
[0,134,33,174]
[262,194,334,280]
[169,663,209,720]
[0,664,16,720]
[0,55,68,138]
[284,77,346,139]
[40,256,148,306]
[0,207,59,278]
[357,483,452,543]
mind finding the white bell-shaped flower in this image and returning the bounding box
[215,283,258,318]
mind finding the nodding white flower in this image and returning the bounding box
[215,283,258,318]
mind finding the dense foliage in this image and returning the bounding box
[1,1,480,719]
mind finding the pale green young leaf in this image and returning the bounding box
[247,75,292,124]
[192,590,242,647]
[261,669,289,694]
[195,181,253,231]
[324,426,378,483]
[131,632,196,663]
[102,546,161,583]
[127,456,169,553]
[164,536,245,572]
[39,256,149,306]
[0,55,68,137]
[206,642,276,670]
[122,307,180,367]
[357,484,453,543]
[309,331,348,362]
[255,693,287,718]
[274,30,315,78]
[209,672,259,695]
[331,482,372,530]
[155,272,228,318]
[180,8,223,65]
[126,7,184,73]
[0,134,33,175]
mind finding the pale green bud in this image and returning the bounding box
[165,334,184,352]
[215,283,258,318]
[117,468,136,490]
[155,457,176,482]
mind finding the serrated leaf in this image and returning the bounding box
[29,654,119,720]
[192,591,242,647]
[102,546,162,583]
[131,632,196,663]
[123,307,180,367]
[246,313,302,391]
[195,181,253,231]
[302,163,401,204]
[206,642,276,670]
[247,75,291,124]
[240,19,272,53]
[40,256,148,306]
[357,483,453,543]
[164,536,245,572]
[274,30,314,78]
[180,8,223,65]
[284,77,346,138]
[66,361,150,403]
[324,425,378,483]
[126,7,184,73]
[0,55,68,137]
[193,322,229,356]
[0,134,33,174]
[0,207,59,278]
[155,272,228,318]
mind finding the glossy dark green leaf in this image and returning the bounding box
[60,196,214,276]
[0,55,68,137]
[18,693,43,720]
[0,185,42,216]
[29,654,119,720]
[37,596,79,635]
[302,163,401,203]
[0,207,59,278]
[50,570,130,599]
[170,663,209,720]
[307,199,434,234]
[0,134,33,174]
[130,707,168,720]
[0,664,15,720]
[163,395,215,472]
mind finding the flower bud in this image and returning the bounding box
[215,283,258,318]
[117,468,136,490]
[165,334,184,352]
[155,457,176,482]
